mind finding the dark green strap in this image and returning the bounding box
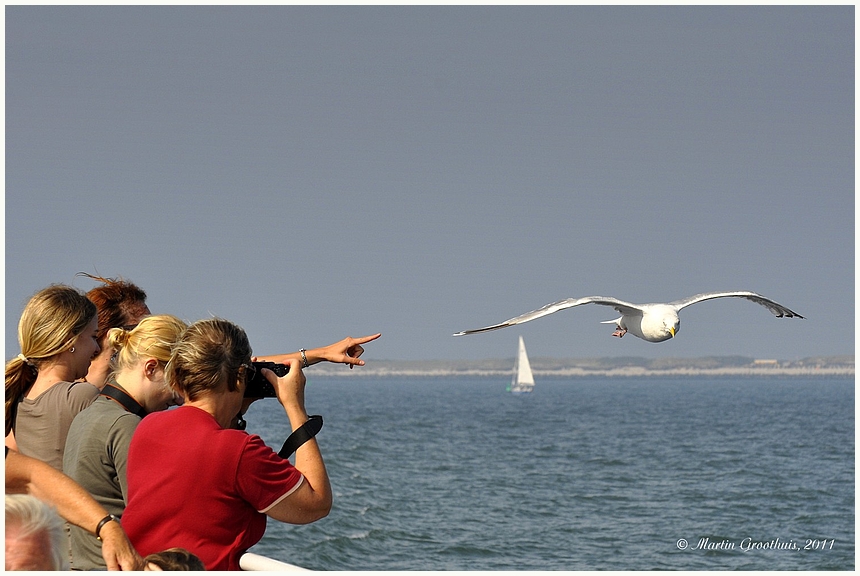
[278,415,323,458]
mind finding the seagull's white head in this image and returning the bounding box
[666,316,680,338]
[634,305,680,342]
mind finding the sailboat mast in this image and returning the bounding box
[510,338,519,390]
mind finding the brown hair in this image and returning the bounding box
[5,285,97,435]
[77,273,148,344]
[143,547,205,571]
[166,318,251,402]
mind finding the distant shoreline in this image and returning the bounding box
[307,355,854,378]
[309,368,854,378]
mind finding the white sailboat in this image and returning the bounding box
[509,335,535,393]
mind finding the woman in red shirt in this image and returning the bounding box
[122,317,378,570]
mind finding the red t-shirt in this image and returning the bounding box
[122,405,303,570]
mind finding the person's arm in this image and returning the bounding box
[262,359,332,524]
[258,333,381,369]
[241,333,381,422]
[96,520,141,571]
[5,428,19,451]
[110,414,137,505]
[5,449,143,570]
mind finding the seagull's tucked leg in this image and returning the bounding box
[601,317,626,338]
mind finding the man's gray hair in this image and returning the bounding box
[5,494,68,570]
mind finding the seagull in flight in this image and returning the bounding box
[453,291,803,343]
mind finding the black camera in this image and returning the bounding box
[244,361,289,398]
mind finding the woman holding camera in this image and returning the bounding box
[121,318,379,570]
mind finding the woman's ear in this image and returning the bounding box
[144,358,161,379]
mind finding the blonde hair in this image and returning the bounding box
[107,315,188,375]
[5,285,97,435]
[166,318,252,402]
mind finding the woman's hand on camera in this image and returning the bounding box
[260,358,308,421]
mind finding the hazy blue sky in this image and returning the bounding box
[5,6,854,363]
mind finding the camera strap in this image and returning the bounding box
[100,383,148,418]
[278,415,323,459]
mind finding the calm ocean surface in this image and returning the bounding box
[242,376,854,570]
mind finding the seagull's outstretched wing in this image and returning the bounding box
[668,291,804,318]
[453,296,643,336]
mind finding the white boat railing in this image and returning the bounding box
[239,552,310,571]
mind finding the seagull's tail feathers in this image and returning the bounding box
[600,317,623,326]
[453,324,509,336]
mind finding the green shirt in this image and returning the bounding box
[63,392,141,570]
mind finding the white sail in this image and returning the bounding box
[511,335,535,393]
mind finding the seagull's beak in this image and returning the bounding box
[669,327,676,338]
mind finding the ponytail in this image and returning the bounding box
[5,357,37,436]
[107,326,132,351]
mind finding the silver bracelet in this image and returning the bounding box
[299,348,309,368]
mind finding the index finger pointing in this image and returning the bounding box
[353,333,382,345]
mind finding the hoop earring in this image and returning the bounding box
[70,347,75,353]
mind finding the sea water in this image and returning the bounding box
[242,376,854,570]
